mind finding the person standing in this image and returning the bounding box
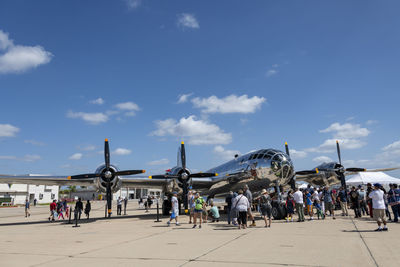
[33,198,37,207]
[49,200,57,222]
[232,189,250,229]
[322,187,336,219]
[225,191,233,225]
[193,193,205,228]
[85,200,91,219]
[358,186,369,216]
[188,190,195,224]
[366,183,374,218]
[305,190,314,220]
[57,200,64,220]
[259,189,272,227]
[75,198,83,220]
[388,184,400,222]
[350,187,361,218]
[231,192,238,226]
[293,187,304,222]
[243,185,256,226]
[24,199,30,217]
[286,191,295,222]
[369,183,388,231]
[167,192,180,226]
[123,197,128,215]
[338,187,349,216]
[117,197,122,215]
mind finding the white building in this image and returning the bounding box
[0,183,59,205]
[113,187,162,200]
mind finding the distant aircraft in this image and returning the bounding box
[0,139,145,217]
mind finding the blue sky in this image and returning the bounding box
[0,0,399,178]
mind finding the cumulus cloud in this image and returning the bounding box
[191,94,266,114]
[90,97,104,105]
[0,30,53,74]
[113,148,131,155]
[67,111,108,125]
[0,154,41,162]
[177,93,193,104]
[289,149,307,159]
[115,101,140,116]
[177,13,199,29]
[69,153,83,160]
[266,69,278,77]
[320,122,369,139]
[312,156,333,163]
[213,146,240,161]
[125,0,142,9]
[0,124,19,137]
[147,158,170,166]
[383,140,400,151]
[307,138,366,153]
[151,115,232,145]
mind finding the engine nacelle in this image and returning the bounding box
[94,164,122,193]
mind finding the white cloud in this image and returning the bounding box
[191,94,266,114]
[213,146,240,161]
[125,0,142,9]
[177,93,193,104]
[177,13,199,29]
[151,115,232,145]
[113,148,131,155]
[147,158,170,166]
[0,154,41,162]
[115,102,140,116]
[69,153,83,160]
[312,156,333,163]
[307,138,366,153]
[383,140,400,151]
[24,139,44,146]
[289,149,307,159]
[67,111,108,125]
[0,124,19,137]
[320,122,369,139]
[0,30,52,74]
[90,97,104,105]
[266,69,278,77]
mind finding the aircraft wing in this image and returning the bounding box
[0,174,94,186]
[120,176,171,188]
[345,167,400,176]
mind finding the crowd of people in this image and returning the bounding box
[46,198,91,222]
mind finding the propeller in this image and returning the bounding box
[285,142,290,156]
[69,139,145,217]
[150,141,218,213]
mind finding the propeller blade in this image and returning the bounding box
[181,141,186,170]
[182,179,188,212]
[190,172,218,178]
[148,175,179,179]
[105,138,110,170]
[345,168,366,172]
[295,168,319,175]
[285,142,290,156]
[336,140,342,165]
[106,183,112,217]
[115,170,146,176]
[69,173,100,179]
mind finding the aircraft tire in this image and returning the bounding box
[271,201,287,220]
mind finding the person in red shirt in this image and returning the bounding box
[49,200,57,222]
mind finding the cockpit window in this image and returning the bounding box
[257,154,264,159]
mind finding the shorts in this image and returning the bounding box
[373,209,387,223]
[194,209,203,213]
[325,202,333,211]
[261,207,272,218]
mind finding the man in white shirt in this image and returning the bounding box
[369,183,387,231]
[167,192,180,226]
[293,187,305,222]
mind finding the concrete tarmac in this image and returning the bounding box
[0,202,399,267]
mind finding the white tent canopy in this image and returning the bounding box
[346,172,400,185]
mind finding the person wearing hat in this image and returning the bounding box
[167,192,180,226]
[369,183,388,231]
[388,184,400,222]
[259,189,272,227]
[193,192,205,228]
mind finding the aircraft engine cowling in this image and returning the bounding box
[94,164,122,193]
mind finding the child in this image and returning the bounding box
[209,202,220,222]
[286,193,295,222]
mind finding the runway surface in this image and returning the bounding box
[0,201,399,267]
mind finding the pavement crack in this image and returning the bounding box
[350,217,379,267]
